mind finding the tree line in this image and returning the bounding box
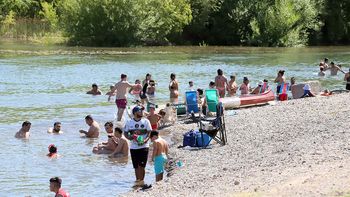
[0,0,349,47]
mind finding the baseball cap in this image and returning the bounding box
[132,106,143,114]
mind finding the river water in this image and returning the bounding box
[0,43,349,196]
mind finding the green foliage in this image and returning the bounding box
[0,0,349,46]
[39,2,58,31]
[248,0,319,46]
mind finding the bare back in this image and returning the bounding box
[115,81,133,99]
[154,138,169,156]
[87,121,100,138]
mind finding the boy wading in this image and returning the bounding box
[124,106,152,183]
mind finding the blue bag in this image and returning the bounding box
[183,129,197,147]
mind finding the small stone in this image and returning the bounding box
[234,180,240,185]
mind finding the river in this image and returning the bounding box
[0,42,349,196]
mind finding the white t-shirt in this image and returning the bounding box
[124,118,152,149]
[303,84,311,91]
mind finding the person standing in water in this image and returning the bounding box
[15,121,31,139]
[47,144,59,158]
[109,127,129,158]
[142,73,152,86]
[239,77,250,95]
[49,177,70,197]
[274,70,286,94]
[318,66,326,77]
[151,130,169,182]
[79,115,100,138]
[124,106,152,184]
[228,75,238,96]
[86,83,102,95]
[344,68,350,91]
[92,122,117,154]
[169,73,179,104]
[108,74,135,121]
[215,69,228,98]
[328,62,345,76]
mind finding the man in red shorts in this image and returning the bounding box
[108,74,135,121]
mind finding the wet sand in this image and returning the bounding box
[125,93,350,197]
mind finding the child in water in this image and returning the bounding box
[130,79,142,96]
[147,105,162,130]
[47,144,59,158]
[147,80,156,95]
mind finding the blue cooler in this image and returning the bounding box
[196,132,212,147]
[183,130,198,147]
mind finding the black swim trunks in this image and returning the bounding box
[130,148,149,168]
[346,84,350,91]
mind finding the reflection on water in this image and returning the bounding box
[0,44,349,196]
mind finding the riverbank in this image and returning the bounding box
[126,93,350,197]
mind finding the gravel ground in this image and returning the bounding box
[125,93,350,197]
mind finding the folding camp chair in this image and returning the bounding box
[205,89,219,114]
[185,91,199,114]
[198,102,227,146]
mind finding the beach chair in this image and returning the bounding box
[185,91,199,114]
[205,89,219,113]
[198,102,227,146]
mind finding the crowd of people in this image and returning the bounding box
[15,60,350,195]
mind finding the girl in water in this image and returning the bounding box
[142,73,152,86]
[169,73,179,104]
[129,79,142,99]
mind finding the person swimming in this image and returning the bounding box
[49,177,70,197]
[15,121,31,139]
[86,83,102,95]
[79,115,100,138]
[318,66,326,77]
[48,122,63,134]
[47,144,59,158]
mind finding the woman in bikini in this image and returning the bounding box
[169,73,179,104]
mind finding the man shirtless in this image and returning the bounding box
[151,130,169,182]
[109,127,129,158]
[228,75,238,96]
[79,115,100,138]
[93,122,117,154]
[328,62,345,76]
[48,122,63,134]
[86,83,102,95]
[215,69,228,98]
[15,121,31,139]
[108,74,135,121]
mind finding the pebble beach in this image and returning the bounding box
[126,93,350,197]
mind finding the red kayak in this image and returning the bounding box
[221,89,275,109]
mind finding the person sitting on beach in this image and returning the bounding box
[151,130,169,182]
[289,77,296,91]
[15,121,31,139]
[301,84,316,98]
[129,79,142,96]
[318,66,326,77]
[124,106,152,183]
[274,70,286,94]
[86,83,102,95]
[251,81,264,94]
[344,68,350,91]
[105,85,116,96]
[147,80,156,95]
[215,69,228,98]
[93,122,117,154]
[328,62,345,76]
[239,77,250,95]
[49,177,70,197]
[79,115,100,138]
[48,122,63,134]
[108,74,135,121]
[109,127,129,158]
[47,144,59,158]
[228,75,238,96]
[319,58,329,69]
[147,105,162,130]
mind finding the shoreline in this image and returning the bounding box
[125,93,350,196]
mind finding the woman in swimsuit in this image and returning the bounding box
[142,73,152,86]
[274,70,286,94]
[169,73,179,104]
[215,69,228,98]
